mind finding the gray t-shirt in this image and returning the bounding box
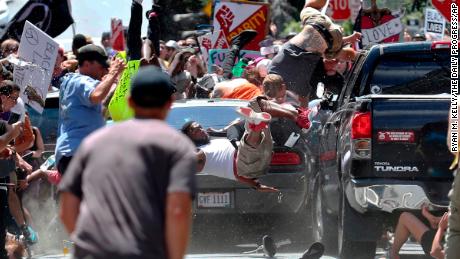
[269,43,321,97]
[59,119,196,259]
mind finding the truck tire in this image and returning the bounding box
[338,194,377,259]
[311,182,338,255]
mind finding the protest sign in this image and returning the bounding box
[13,21,58,114]
[361,15,403,46]
[207,49,261,71]
[424,8,445,40]
[198,33,212,66]
[108,60,140,121]
[111,18,125,51]
[212,1,269,51]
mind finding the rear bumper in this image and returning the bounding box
[193,174,306,214]
[348,179,451,213]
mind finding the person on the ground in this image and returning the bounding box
[55,44,125,176]
[268,0,360,107]
[59,66,196,259]
[390,205,447,259]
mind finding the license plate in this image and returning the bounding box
[197,192,232,208]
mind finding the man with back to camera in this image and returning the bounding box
[59,66,197,259]
[55,44,125,176]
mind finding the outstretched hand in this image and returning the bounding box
[343,32,362,45]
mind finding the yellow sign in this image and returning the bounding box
[108,60,140,121]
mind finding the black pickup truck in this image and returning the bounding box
[306,41,453,259]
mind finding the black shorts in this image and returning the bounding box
[420,229,437,256]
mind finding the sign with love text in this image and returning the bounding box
[361,15,403,46]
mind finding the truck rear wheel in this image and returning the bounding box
[338,194,377,259]
[311,182,338,255]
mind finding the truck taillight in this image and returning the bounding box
[431,41,451,49]
[351,112,371,139]
[351,112,371,159]
[270,152,301,166]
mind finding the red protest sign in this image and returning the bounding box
[432,0,453,22]
[212,1,270,51]
[111,18,125,51]
[329,0,351,20]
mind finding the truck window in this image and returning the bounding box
[366,51,450,95]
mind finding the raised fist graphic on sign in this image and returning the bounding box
[216,5,235,33]
[201,37,212,51]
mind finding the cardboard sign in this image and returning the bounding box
[13,21,58,114]
[212,1,269,51]
[108,60,140,121]
[207,49,261,72]
[361,16,403,46]
[424,8,445,40]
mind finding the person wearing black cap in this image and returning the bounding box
[55,44,125,177]
[59,66,196,259]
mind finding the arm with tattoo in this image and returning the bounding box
[290,26,327,54]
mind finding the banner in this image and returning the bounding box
[424,8,445,40]
[108,60,140,121]
[212,1,269,51]
[13,21,58,114]
[207,49,261,71]
[0,0,73,42]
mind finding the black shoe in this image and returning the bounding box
[230,30,258,49]
[262,235,276,258]
[300,242,324,259]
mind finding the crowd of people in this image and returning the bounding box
[0,0,457,258]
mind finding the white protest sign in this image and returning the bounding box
[424,8,445,40]
[361,17,403,46]
[13,21,58,114]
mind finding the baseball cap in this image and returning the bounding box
[77,44,110,68]
[165,40,179,50]
[130,66,177,108]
